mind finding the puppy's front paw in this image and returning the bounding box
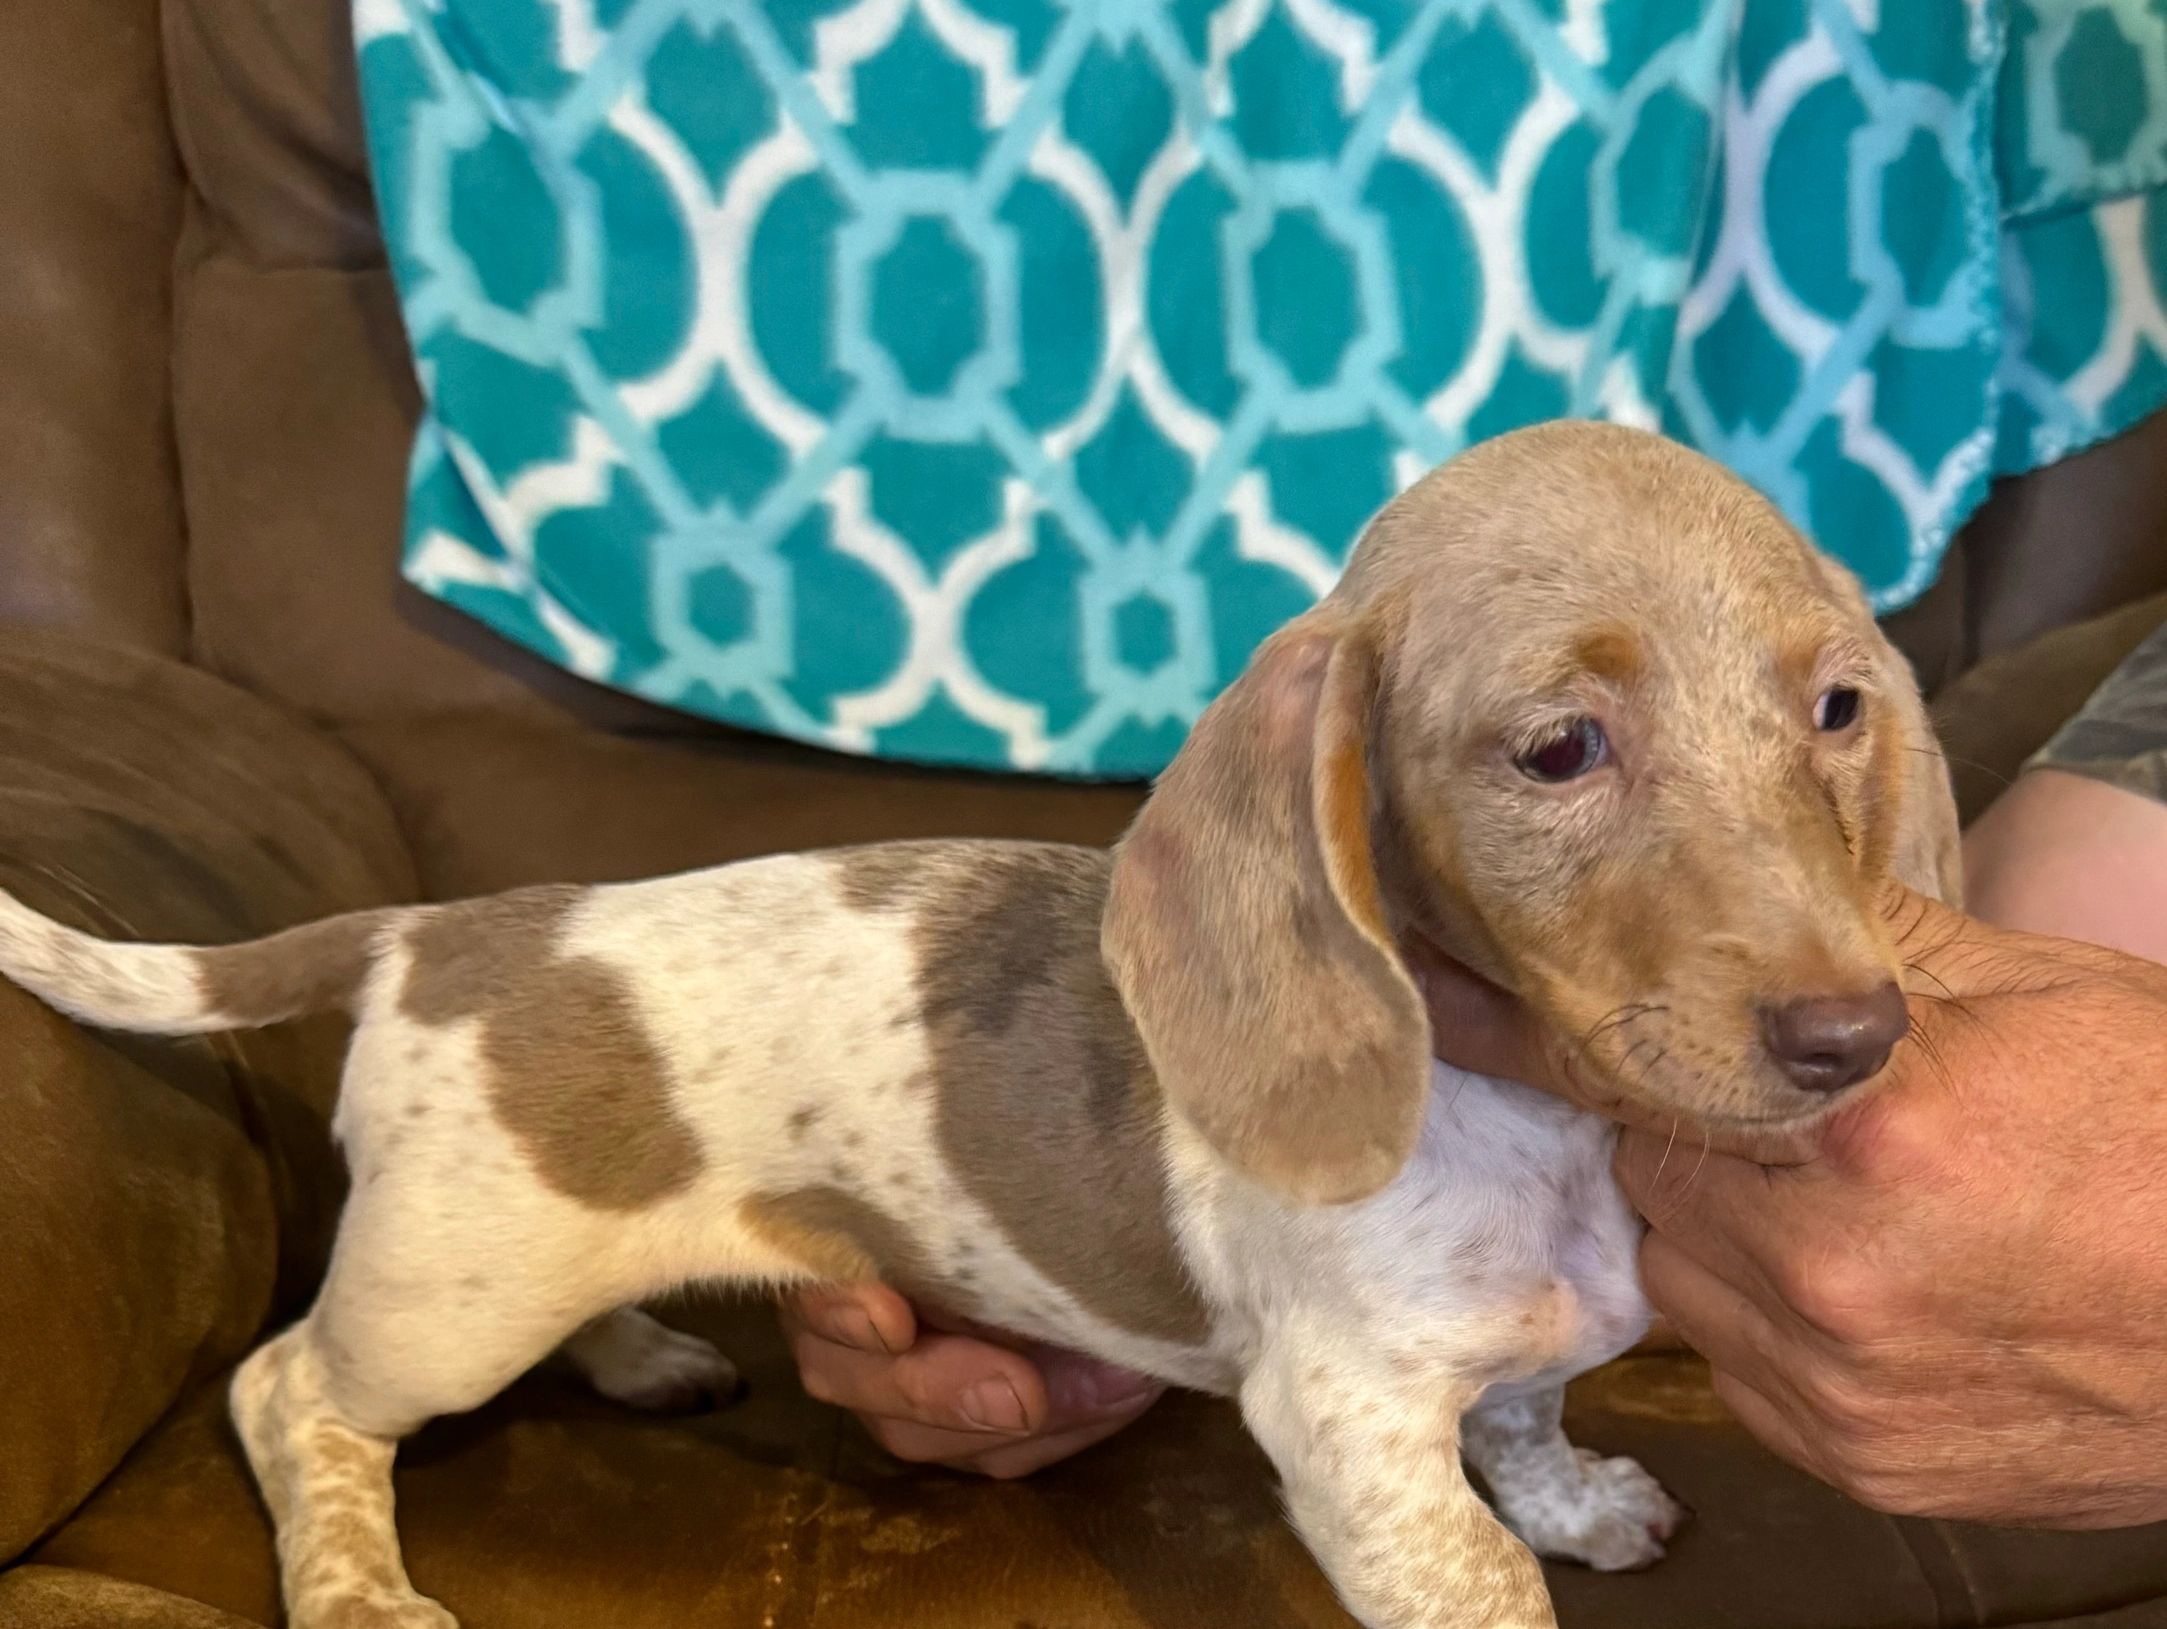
[293,1587,460,1629]
[1509,1450,1684,1573]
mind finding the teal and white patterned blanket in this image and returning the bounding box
[356,0,2167,777]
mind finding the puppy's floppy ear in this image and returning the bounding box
[1104,614,1429,1206]
[1808,548,1964,908]
[1873,628,1964,907]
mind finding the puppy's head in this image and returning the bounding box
[1105,422,1959,1204]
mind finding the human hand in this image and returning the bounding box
[1419,891,2167,1527]
[779,1282,1163,1479]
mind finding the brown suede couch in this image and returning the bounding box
[6,4,2167,1626]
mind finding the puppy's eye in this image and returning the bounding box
[1516,718,1609,783]
[1815,686,1862,732]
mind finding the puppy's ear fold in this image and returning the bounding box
[1875,630,1964,907]
[1809,549,1964,908]
[1104,616,1430,1206]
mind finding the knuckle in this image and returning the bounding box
[799,1367,841,1407]
[1776,1247,1891,1341]
[1821,1092,1944,1184]
[890,1368,940,1421]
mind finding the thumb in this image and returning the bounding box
[1405,938,1572,1098]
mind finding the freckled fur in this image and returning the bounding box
[397,888,704,1211]
[0,424,1959,1629]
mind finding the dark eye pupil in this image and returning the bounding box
[1818,687,1861,731]
[1520,719,1605,782]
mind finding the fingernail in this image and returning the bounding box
[819,1306,889,1355]
[961,1377,1029,1434]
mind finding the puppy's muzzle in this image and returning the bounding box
[1757,982,1908,1093]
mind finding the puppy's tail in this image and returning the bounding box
[0,886,395,1035]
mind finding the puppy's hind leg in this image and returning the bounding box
[231,1326,455,1629]
[232,1186,621,1628]
[561,1306,741,1413]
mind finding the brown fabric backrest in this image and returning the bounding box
[164,0,684,731]
[0,3,189,654]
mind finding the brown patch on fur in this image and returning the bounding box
[1574,623,1644,684]
[787,1104,821,1140]
[839,842,1213,1346]
[1857,643,1962,907]
[830,845,927,914]
[399,887,703,1211]
[193,910,384,1023]
[740,1186,953,1303]
[1774,635,1826,698]
[1858,689,1909,885]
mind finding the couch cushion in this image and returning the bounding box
[0,1,188,654]
[162,0,379,271]
[0,1567,261,1629]
[164,0,709,733]
[339,711,1146,896]
[30,1308,838,1629]
[0,982,273,1573]
[36,1311,2167,1629]
[173,253,636,726]
[1956,410,2167,668]
[329,584,2167,903]
[0,632,414,1562]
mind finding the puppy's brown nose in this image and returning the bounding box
[1760,983,1908,1093]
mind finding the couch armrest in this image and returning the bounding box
[0,1565,263,1628]
[0,631,414,1561]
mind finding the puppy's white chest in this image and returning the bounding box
[1196,1065,1652,1397]
[1386,1067,1651,1388]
